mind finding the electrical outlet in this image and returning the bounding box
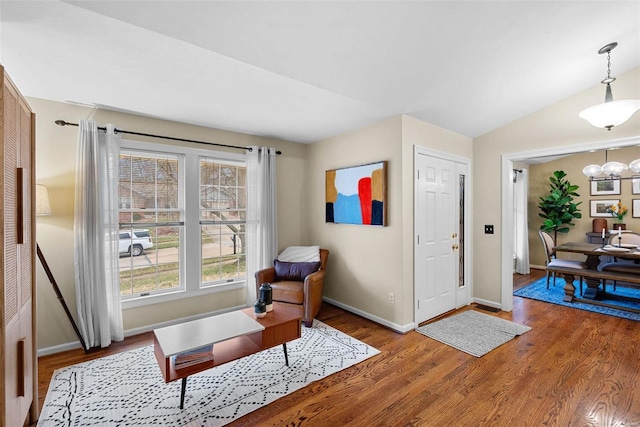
[388,292,395,304]
[485,225,494,234]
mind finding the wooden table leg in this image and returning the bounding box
[582,277,601,299]
[582,254,602,300]
[563,273,576,302]
[180,377,187,409]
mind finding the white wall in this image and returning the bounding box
[32,98,308,350]
[307,115,472,331]
[307,116,405,328]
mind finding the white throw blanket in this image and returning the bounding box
[277,246,320,262]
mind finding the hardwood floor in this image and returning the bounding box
[513,267,545,290]
[37,269,640,426]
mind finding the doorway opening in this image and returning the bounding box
[414,146,471,324]
[500,135,640,311]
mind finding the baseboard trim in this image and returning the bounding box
[38,341,84,356]
[37,304,247,357]
[322,296,414,333]
[472,297,502,311]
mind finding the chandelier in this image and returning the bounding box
[578,42,640,131]
[582,149,640,180]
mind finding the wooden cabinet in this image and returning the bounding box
[1,65,37,427]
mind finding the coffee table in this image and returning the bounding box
[153,302,303,408]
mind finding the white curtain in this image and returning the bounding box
[514,169,530,274]
[74,120,124,348]
[246,146,278,306]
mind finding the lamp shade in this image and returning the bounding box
[579,100,640,129]
[582,164,603,178]
[629,159,640,174]
[601,161,628,177]
[36,184,52,216]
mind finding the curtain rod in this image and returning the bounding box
[513,168,523,183]
[54,120,282,155]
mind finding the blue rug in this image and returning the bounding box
[514,277,640,322]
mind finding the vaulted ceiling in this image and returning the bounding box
[2,1,639,143]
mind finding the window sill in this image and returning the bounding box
[121,280,246,310]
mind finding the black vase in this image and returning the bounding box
[254,299,266,318]
[259,283,273,312]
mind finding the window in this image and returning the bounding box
[118,140,246,306]
[200,158,247,286]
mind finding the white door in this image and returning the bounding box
[415,152,461,323]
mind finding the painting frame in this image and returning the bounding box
[590,199,619,218]
[325,161,387,226]
[590,179,621,196]
[633,199,640,218]
[632,177,640,195]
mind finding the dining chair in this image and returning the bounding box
[606,231,640,248]
[538,230,589,294]
[603,231,640,291]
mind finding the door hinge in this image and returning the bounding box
[417,169,420,180]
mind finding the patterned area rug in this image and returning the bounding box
[38,320,379,426]
[514,276,640,322]
[415,310,531,357]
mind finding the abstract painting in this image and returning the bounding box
[326,161,387,226]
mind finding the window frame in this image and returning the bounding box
[199,157,247,288]
[119,139,247,310]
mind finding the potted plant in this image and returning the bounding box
[607,201,628,230]
[538,170,582,243]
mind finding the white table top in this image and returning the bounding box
[153,310,265,357]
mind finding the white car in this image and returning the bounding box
[119,230,153,256]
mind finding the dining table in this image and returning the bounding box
[554,241,640,299]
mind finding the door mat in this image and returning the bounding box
[415,310,531,357]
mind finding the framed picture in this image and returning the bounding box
[632,177,640,195]
[590,179,620,196]
[633,199,640,218]
[590,199,619,217]
[325,161,387,226]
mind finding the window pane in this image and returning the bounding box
[237,167,246,187]
[200,157,247,286]
[156,157,179,208]
[119,150,183,298]
[200,226,245,284]
[120,152,180,210]
[119,226,181,296]
[237,187,247,210]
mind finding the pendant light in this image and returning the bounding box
[582,149,624,179]
[629,159,640,174]
[582,148,640,180]
[578,42,640,131]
